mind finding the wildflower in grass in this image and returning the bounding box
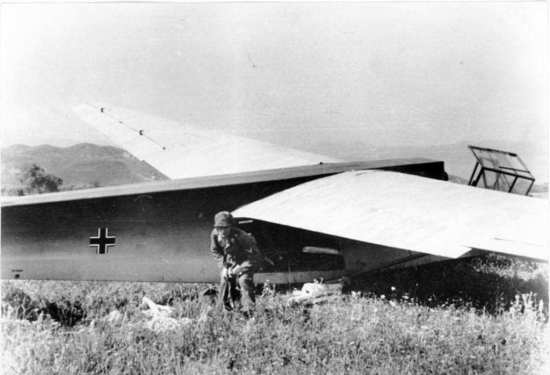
[261,281,275,297]
[2,266,548,375]
[350,301,362,322]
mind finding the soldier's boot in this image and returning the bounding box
[237,272,256,316]
[220,273,234,311]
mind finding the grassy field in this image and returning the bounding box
[1,255,548,374]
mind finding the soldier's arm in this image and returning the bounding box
[234,232,262,274]
[210,231,224,261]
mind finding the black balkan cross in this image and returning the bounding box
[89,227,116,254]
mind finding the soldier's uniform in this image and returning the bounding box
[210,212,258,313]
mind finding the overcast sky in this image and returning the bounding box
[1,2,548,177]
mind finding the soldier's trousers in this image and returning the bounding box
[220,270,255,313]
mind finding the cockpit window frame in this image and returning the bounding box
[467,145,535,195]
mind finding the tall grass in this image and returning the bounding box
[1,277,548,375]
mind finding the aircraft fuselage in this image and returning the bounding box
[1,159,447,283]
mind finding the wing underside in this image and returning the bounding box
[233,171,549,261]
[74,104,340,180]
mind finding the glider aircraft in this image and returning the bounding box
[1,105,548,284]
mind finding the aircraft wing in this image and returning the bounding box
[233,170,549,261]
[74,104,340,179]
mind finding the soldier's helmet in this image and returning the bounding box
[214,211,234,228]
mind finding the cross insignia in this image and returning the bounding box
[89,227,116,254]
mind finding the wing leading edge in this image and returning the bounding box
[74,104,340,180]
[233,170,549,261]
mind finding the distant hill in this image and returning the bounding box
[1,143,167,195]
[2,141,546,197]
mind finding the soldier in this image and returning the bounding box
[210,211,258,316]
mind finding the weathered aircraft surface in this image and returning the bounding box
[1,105,547,284]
